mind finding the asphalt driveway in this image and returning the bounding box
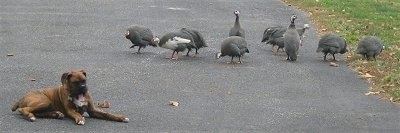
[1,0,399,132]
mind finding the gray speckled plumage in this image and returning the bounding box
[261,26,284,43]
[125,25,158,53]
[158,32,195,60]
[180,28,207,56]
[261,26,285,52]
[356,36,384,60]
[216,36,249,63]
[316,34,347,61]
[284,15,301,61]
[262,24,309,53]
[229,10,245,38]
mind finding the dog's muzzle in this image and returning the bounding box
[70,84,88,107]
[78,84,87,93]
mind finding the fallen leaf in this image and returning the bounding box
[363,73,375,78]
[330,62,339,67]
[170,101,179,107]
[30,78,36,81]
[7,54,14,56]
[365,91,380,96]
[321,29,327,32]
[97,101,111,108]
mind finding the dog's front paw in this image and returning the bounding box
[54,111,65,119]
[76,117,85,125]
[122,117,129,123]
[29,116,36,122]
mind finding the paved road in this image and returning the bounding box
[1,0,399,132]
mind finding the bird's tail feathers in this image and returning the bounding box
[316,47,323,53]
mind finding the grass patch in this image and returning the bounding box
[284,0,400,102]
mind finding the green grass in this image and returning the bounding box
[285,0,400,102]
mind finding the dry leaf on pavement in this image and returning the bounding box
[330,62,339,67]
[97,101,111,108]
[170,101,179,107]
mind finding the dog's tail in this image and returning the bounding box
[11,101,19,112]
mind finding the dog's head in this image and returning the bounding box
[61,69,88,107]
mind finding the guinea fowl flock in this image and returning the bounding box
[125,10,385,63]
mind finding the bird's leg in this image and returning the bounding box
[186,49,191,56]
[323,53,328,61]
[171,52,179,60]
[136,47,142,54]
[166,51,176,59]
[286,55,290,60]
[192,48,199,57]
[237,56,242,64]
[271,45,275,52]
[300,39,303,47]
[227,56,234,64]
[332,54,337,62]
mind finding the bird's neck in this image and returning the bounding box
[235,14,240,27]
[289,21,296,28]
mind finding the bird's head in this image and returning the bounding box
[290,15,297,23]
[216,52,222,59]
[150,36,159,47]
[234,10,240,15]
[124,30,130,39]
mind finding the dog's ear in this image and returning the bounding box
[61,72,69,84]
[79,69,87,77]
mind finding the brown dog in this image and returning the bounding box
[11,69,129,125]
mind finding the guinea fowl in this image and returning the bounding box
[158,32,195,60]
[216,36,249,64]
[261,26,284,44]
[284,15,301,61]
[180,28,207,56]
[262,24,309,53]
[316,34,348,61]
[296,24,310,46]
[229,10,245,38]
[125,25,159,54]
[268,28,286,53]
[356,36,384,60]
